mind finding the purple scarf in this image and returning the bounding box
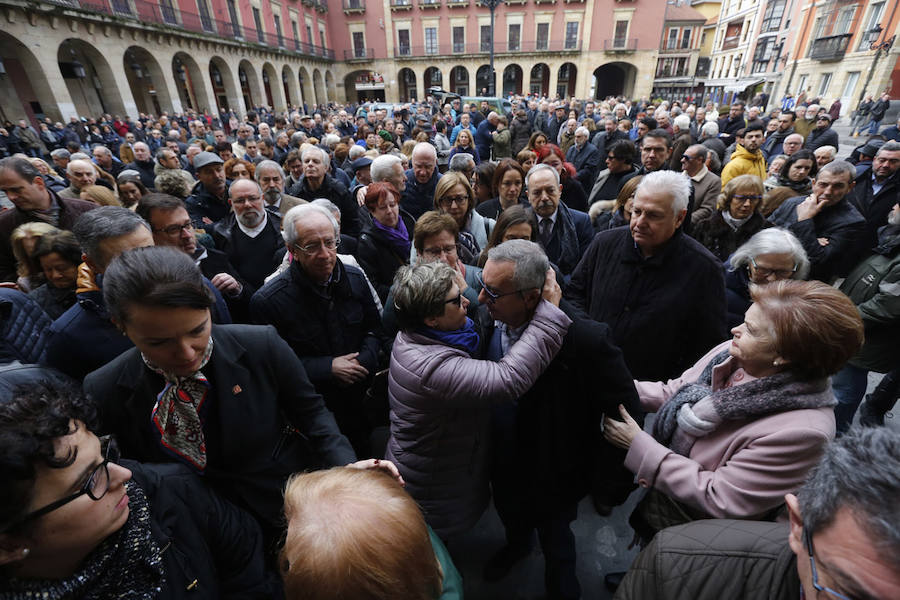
[373,215,411,258]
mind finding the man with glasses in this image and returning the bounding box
[250,204,383,457]
[212,179,286,293]
[721,123,767,187]
[614,427,900,600]
[477,240,641,600]
[681,144,721,225]
[287,146,359,237]
[804,114,840,153]
[587,140,637,207]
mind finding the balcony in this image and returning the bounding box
[809,33,852,61]
[301,0,315,6]
[342,0,365,13]
[659,43,693,55]
[344,48,374,61]
[392,40,581,57]
[534,0,556,4]
[721,34,740,50]
[604,38,638,52]
[390,0,413,10]
[447,0,469,7]
[314,0,328,13]
[419,0,441,8]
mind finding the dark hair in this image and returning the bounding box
[744,123,765,135]
[0,156,41,182]
[644,128,672,148]
[473,161,497,191]
[491,159,526,197]
[781,111,796,122]
[780,149,819,180]
[433,120,445,133]
[608,139,636,163]
[478,204,537,267]
[135,193,188,225]
[214,141,232,154]
[0,378,97,533]
[102,246,214,324]
[639,116,658,130]
[31,230,82,267]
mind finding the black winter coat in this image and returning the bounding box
[356,211,416,303]
[565,227,728,381]
[0,288,51,364]
[85,324,356,541]
[848,168,900,250]
[509,115,533,155]
[287,174,360,237]
[724,262,752,329]
[692,211,772,262]
[186,180,232,226]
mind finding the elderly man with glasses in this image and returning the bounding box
[250,204,385,458]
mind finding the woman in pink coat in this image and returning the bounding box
[604,280,863,540]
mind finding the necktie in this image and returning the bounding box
[540,218,553,247]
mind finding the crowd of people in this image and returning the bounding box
[0,89,898,600]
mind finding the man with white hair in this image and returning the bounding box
[400,142,442,219]
[475,111,500,163]
[668,114,694,170]
[58,159,98,200]
[286,145,359,237]
[566,170,727,381]
[92,145,125,178]
[566,126,602,192]
[813,145,837,168]
[782,132,804,157]
[699,120,726,161]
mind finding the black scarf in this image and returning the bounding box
[0,481,165,599]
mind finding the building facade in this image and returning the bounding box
[651,1,708,102]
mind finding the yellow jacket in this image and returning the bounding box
[720,145,767,188]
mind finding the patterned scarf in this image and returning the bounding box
[0,481,165,599]
[142,337,214,472]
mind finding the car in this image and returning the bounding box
[427,87,513,118]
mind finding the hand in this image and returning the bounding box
[332,352,369,386]
[817,237,830,247]
[356,186,367,206]
[795,193,827,221]
[454,270,468,294]
[210,272,242,296]
[541,268,562,306]
[603,405,642,450]
[346,458,405,487]
[201,216,213,225]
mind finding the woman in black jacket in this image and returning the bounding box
[28,230,81,319]
[0,376,276,599]
[357,182,415,303]
[693,174,772,262]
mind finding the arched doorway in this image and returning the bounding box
[172,52,211,114]
[56,38,126,119]
[298,66,312,108]
[282,65,298,109]
[343,69,385,102]
[209,56,239,113]
[424,66,442,92]
[593,62,637,100]
[475,65,494,96]
[449,66,469,95]
[398,68,417,102]
[557,63,577,99]
[123,46,174,115]
[262,62,283,110]
[502,64,523,97]
[325,71,336,102]
[312,69,325,106]
[238,60,261,110]
[530,63,549,97]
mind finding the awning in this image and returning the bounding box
[724,78,764,93]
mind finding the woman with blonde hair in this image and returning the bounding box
[79,184,121,207]
[693,174,771,261]
[432,171,494,262]
[448,128,481,165]
[591,174,641,232]
[9,222,59,291]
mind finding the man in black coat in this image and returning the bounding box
[476,240,641,600]
[286,146,360,237]
[399,143,442,220]
[566,127,603,194]
[848,140,900,249]
[186,151,232,226]
[250,204,384,457]
[717,102,746,145]
[566,170,728,382]
[803,114,840,152]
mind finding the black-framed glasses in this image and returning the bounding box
[475,272,530,304]
[439,195,468,208]
[805,529,853,600]
[445,292,463,307]
[749,256,797,279]
[153,221,193,235]
[732,194,762,204]
[3,437,120,533]
[681,154,698,161]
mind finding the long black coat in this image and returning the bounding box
[84,324,356,539]
[287,174,360,237]
[565,227,728,381]
[692,211,772,262]
[356,211,415,303]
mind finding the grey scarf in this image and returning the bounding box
[653,350,834,456]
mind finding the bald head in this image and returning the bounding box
[133,142,151,161]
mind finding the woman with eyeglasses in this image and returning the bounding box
[693,174,773,262]
[357,182,416,303]
[431,171,495,264]
[0,376,276,598]
[724,227,810,328]
[387,258,571,538]
[448,128,481,166]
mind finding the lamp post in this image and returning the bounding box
[856,24,896,114]
[480,0,505,96]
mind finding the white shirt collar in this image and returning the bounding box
[690,165,709,182]
[236,214,269,238]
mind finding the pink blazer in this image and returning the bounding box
[625,341,835,519]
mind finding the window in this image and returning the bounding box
[667,28,679,49]
[842,72,860,99]
[227,0,241,37]
[818,73,832,97]
[111,0,131,14]
[681,28,691,49]
[197,0,213,32]
[160,0,177,25]
[481,25,491,52]
[565,22,578,50]
[537,22,550,51]
[253,7,264,43]
[398,29,411,55]
[796,73,808,95]
[752,37,774,73]
[860,1,886,50]
[274,15,284,47]
[425,27,438,54]
[292,20,300,50]
[508,23,520,52]
[613,20,628,48]
[319,27,326,49]
[306,24,313,44]
[453,26,465,53]
[835,7,856,35]
[352,31,365,58]
[760,0,785,33]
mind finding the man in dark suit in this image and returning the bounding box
[847,140,900,249]
[526,164,594,281]
[566,126,602,194]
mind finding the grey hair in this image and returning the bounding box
[813,146,836,159]
[133,141,150,152]
[798,427,900,559]
[391,262,456,331]
[449,153,475,172]
[322,134,340,148]
[50,149,70,160]
[614,103,627,112]
[281,203,339,247]
[525,163,560,187]
[348,145,366,160]
[673,114,691,131]
[371,154,403,183]
[254,159,286,183]
[878,140,900,154]
[228,179,263,198]
[66,159,94,175]
[92,145,112,157]
[72,206,150,267]
[701,121,719,136]
[311,198,341,219]
[636,170,691,215]
[69,153,89,161]
[575,126,590,137]
[816,160,856,183]
[0,156,41,181]
[728,228,810,279]
[411,142,437,160]
[300,145,329,163]
[687,144,708,161]
[486,239,548,291]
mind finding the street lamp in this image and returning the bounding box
[480,0,505,96]
[856,24,896,115]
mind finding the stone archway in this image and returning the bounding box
[282,65,299,109]
[0,32,66,123]
[423,66,442,92]
[312,69,325,106]
[172,52,212,114]
[123,45,175,115]
[530,63,550,97]
[557,62,577,99]
[398,67,417,102]
[593,62,637,100]
[261,62,284,110]
[325,70,336,103]
[298,66,313,108]
[56,38,127,118]
[238,59,261,110]
[209,56,240,114]
[449,66,469,96]
[475,65,494,96]
[502,64,523,97]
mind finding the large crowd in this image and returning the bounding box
[0,90,898,600]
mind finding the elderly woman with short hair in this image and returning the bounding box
[724,227,810,327]
[693,174,772,262]
[357,182,415,303]
[432,171,495,263]
[387,244,571,539]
